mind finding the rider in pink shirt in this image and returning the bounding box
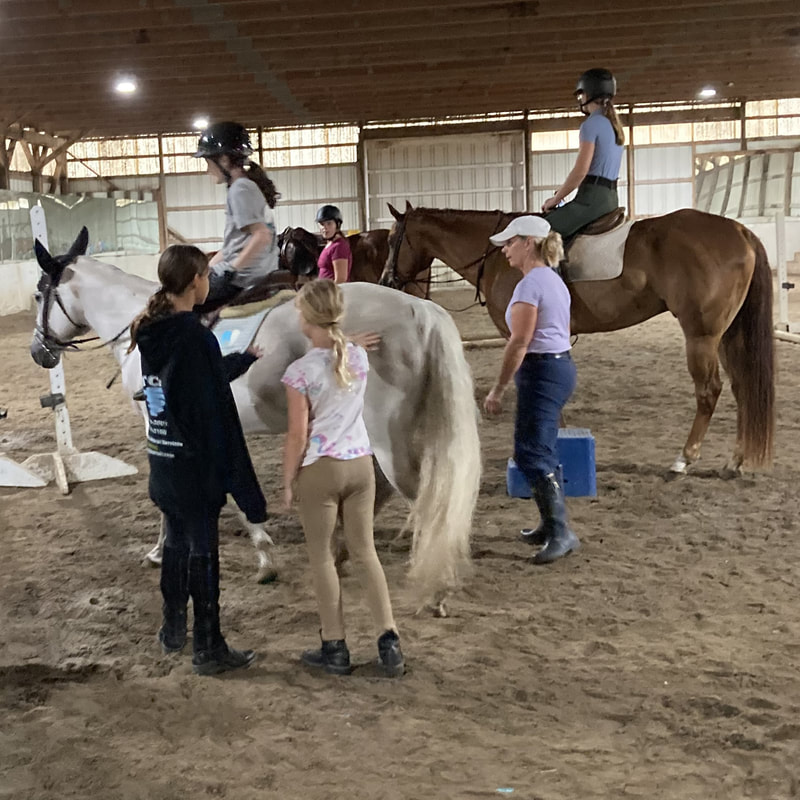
[315,204,352,283]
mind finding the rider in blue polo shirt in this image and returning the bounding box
[542,69,625,237]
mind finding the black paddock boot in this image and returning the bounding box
[531,472,580,565]
[158,545,189,654]
[301,635,351,675]
[520,466,565,547]
[377,630,405,677]
[189,554,256,676]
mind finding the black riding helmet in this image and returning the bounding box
[575,68,617,108]
[194,121,254,159]
[315,204,343,226]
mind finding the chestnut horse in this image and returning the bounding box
[281,226,431,296]
[381,203,775,475]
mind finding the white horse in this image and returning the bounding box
[30,229,481,610]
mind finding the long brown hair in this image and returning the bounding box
[598,98,625,146]
[128,244,208,351]
[225,152,281,208]
[295,279,352,388]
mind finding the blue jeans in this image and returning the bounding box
[514,354,577,484]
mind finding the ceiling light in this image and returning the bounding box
[193,116,209,129]
[699,86,717,99]
[115,77,138,94]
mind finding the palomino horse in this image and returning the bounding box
[30,229,481,611]
[381,203,775,475]
[281,226,432,297]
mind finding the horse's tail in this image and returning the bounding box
[407,303,481,609]
[720,227,775,467]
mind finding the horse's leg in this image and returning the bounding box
[234,509,278,584]
[670,333,723,474]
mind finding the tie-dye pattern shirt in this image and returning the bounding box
[281,343,373,467]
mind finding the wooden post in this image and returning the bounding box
[356,124,367,231]
[626,106,635,218]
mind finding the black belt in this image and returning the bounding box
[582,174,617,190]
[524,351,571,361]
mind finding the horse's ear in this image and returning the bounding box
[405,200,413,212]
[34,238,58,276]
[388,203,403,221]
[64,226,89,263]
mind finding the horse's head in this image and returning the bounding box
[279,226,320,278]
[30,227,91,368]
[380,201,420,290]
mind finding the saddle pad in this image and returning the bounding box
[213,308,270,357]
[565,221,633,283]
[218,288,297,319]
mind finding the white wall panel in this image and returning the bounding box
[366,132,525,227]
[635,183,694,216]
[634,146,693,180]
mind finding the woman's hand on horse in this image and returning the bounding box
[483,385,505,415]
[349,331,381,350]
[541,196,559,213]
[247,344,264,359]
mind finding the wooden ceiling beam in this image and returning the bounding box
[1,2,796,48]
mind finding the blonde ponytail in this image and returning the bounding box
[539,231,564,267]
[295,279,354,388]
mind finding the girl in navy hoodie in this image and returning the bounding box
[129,244,266,675]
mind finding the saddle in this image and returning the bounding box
[579,207,626,236]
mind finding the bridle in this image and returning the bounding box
[384,210,507,306]
[34,273,131,356]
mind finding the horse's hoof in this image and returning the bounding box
[144,547,162,567]
[257,568,279,584]
[720,462,743,480]
[431,600,448,618]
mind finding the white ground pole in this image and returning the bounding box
[0,207,138,493]
[773,211,800,344]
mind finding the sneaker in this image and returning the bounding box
[377,630,405,677]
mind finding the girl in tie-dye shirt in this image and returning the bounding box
[281,280,405,678]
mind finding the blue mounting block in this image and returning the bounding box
[507,428,597,498]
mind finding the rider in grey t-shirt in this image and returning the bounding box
[192,121,281,310]
[218,178,278,289]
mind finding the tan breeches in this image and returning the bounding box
[296,456,397,641]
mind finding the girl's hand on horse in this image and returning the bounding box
[349,331,381,350]
[247,344,264,359]
[281,485,293,513]
[483,385,505,415]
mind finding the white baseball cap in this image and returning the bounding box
[489,215,551,245]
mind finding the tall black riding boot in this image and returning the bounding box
[520,465,564,547]
[189,553,255,676]
[158,545,189,653]
[531,472,580,565]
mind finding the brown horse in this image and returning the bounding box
[381,203,775,475]
[280,226,431,296]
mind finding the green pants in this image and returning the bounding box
[544,183,619,238]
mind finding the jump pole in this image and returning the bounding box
[0,207,138,493]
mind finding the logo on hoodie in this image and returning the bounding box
[143,374,166,416]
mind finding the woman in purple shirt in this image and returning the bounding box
[315,204,352,283]
[483,215,581,564]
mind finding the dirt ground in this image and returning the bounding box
[2,286,800,800]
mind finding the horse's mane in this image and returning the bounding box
[410,206,521,222]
